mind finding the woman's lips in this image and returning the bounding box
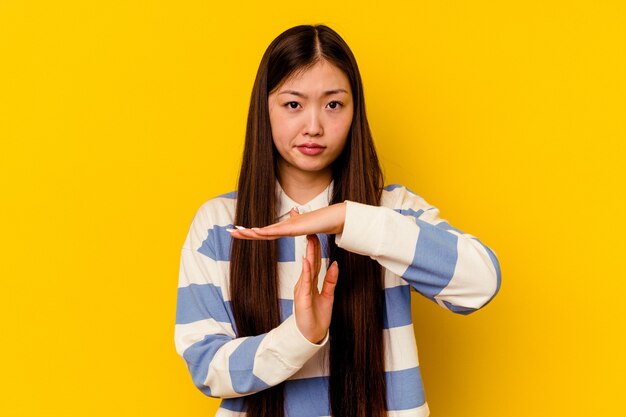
[297,144,325,156]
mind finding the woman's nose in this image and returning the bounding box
[303,108,323,137]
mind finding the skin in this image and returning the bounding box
[227,60,353,343]
[268,59,353,204]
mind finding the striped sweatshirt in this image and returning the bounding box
[175,181,501,417]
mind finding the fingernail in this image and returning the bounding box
[226,228,236,233]
[235,225,246,230]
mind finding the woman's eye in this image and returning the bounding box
[327,101,343,109]
[284,101,343,110]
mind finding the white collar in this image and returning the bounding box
[275,180,334,221]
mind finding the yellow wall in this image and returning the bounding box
[1,1,624,416]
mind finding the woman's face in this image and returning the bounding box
[268,60,353,183]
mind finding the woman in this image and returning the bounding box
[175,24,501,417]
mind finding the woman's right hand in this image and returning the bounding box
[291,209,339,344]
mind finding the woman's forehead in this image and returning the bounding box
[273,61,351,95]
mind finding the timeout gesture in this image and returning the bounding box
[228,206,342,344]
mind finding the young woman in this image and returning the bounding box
[175,24,501,417]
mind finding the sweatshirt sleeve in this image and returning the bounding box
[175,201,328,398]
[335,184,501,314]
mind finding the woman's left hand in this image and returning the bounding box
[227,202,347,240]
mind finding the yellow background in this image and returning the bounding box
[1,1,624,416]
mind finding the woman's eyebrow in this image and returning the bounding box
[278,89,348,98]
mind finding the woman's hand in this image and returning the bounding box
[295,233,339,344]
[231,206,340,344]
[227,202,347,240]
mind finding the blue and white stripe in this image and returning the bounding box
[175,182,501,416]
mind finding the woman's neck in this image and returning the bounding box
[277,167,332,205]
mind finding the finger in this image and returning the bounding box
[294,243,310,295]
[227,227,276,240]
[309,234,322,280]
[289,207,300,218]
[251,222,299,238]
[305,234,315,263]
[299,257,312,298]
[305,236,317,296]
[320,261,339,299]
[294,258,303,294]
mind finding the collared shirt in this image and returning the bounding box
[175,182,501,417]
[275,180,334,221]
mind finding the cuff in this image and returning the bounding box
[335,200,387,257]
[263,314,328,369]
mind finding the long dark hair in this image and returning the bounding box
[230,24,386,417]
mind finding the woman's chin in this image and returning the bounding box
[286,164,332,177]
